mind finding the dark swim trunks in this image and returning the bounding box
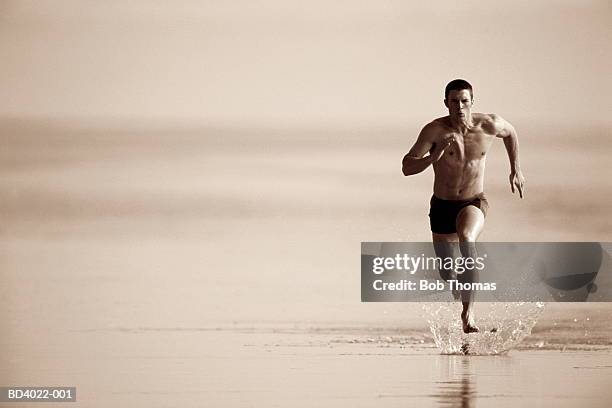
[428,193,489,234]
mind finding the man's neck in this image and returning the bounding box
[449,114,474,133]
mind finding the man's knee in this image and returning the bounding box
[457,229,477,242]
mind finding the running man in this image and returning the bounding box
[402,79,525,333]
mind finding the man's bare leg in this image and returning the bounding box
[432,234,460,300]
[456,206,485,333]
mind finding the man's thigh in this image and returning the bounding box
[432,232,459,242]
[455,205,485,241]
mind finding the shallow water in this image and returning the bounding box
[4,324,611,407]
[422,302,546,355]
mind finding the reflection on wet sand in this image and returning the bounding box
[434,357,475,408]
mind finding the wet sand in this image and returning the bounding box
[1,119,612,406]
[2,324,612,407]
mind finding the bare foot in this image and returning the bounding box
[461,311,480,334]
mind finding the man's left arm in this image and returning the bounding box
[493,115,525,199]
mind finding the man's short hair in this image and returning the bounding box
[445,79,473,100]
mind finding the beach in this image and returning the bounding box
[2,0,612,405]
[1,120,612,406]
[3,323,612,407]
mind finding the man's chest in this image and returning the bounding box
[441,129,494,162]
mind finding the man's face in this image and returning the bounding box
[445,89,473,119]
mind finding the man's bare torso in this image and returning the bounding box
[427,113,498,200]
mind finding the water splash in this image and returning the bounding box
[422,302,545,355]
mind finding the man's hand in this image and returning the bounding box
[430,136,455,162]
[509,170,525,198]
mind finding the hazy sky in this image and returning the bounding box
[1,0,610,125]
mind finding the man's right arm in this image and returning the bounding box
[402,123,452,176]
[402,150,434,176]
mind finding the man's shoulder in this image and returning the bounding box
[423,117,450,132]
[473,112,499,123]
[474,113,505,133]
[418,118,450,141]
[430,116,450,126]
